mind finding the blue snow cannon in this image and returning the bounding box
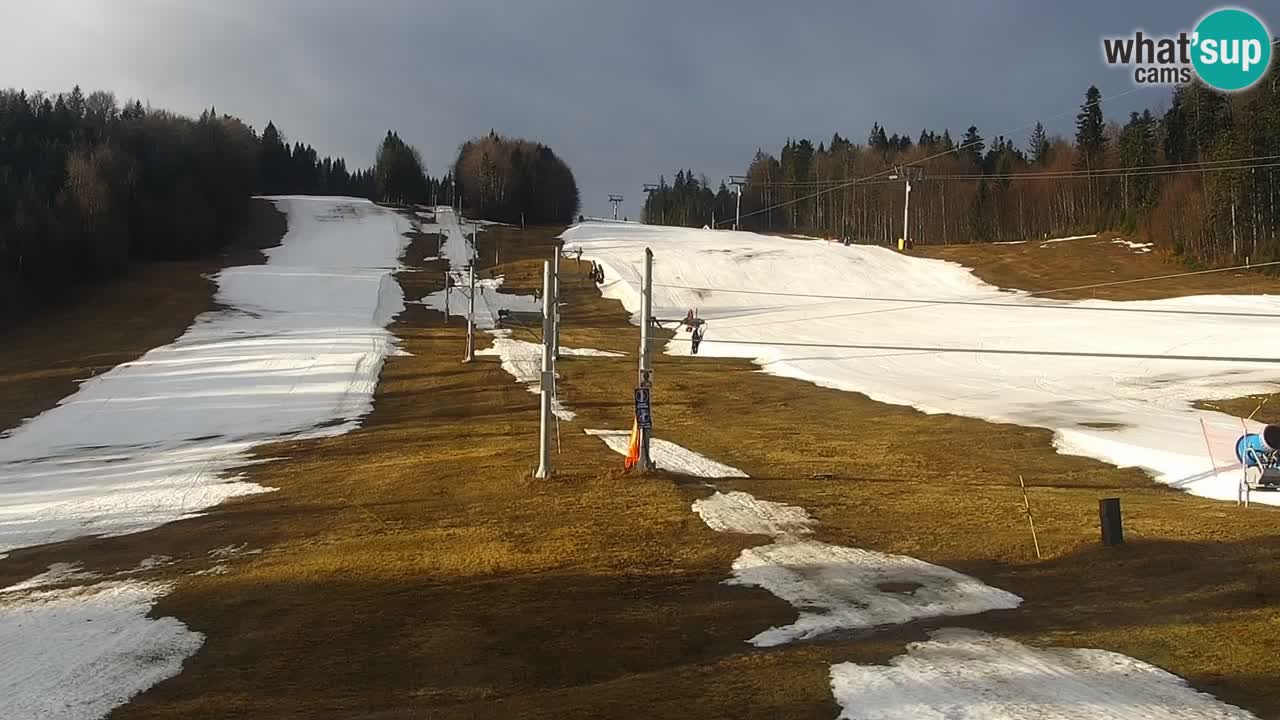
[1236,425,1280,489]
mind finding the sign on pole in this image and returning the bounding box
[634,387,652,430]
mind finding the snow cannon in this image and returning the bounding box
[1235,426,1280,490]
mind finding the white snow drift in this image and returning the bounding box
[0,580,203,720]
[692,490,1020,647]
[584,430,749,477]
[563,222,1280,504]
[732,540,1022,647]
[692,490,813,536]
[0,197,409,557]
[830,628,1258,720]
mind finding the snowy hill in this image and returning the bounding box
[563,221,1280,504]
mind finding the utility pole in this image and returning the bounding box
[889,165,924,249]
[463,262,475,362]
[551,249,561,360]
[729,176,747,230]
[535,261,554,478]
[636,248,655,472]
[609,194,624,220]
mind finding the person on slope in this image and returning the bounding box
[690,324,707,355]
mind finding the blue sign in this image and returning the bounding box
[634,387,652,430]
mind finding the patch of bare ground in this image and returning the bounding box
[916,232,1280,300]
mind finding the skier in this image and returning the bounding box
[690,324,707,355]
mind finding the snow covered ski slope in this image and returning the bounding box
[563,222,1280,504]
[0,196,410,557]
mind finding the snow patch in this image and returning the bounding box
[0,580,203,720]
[733,541,1021,647]
[1112,238,1155,253]
[692,491,813,537]
[1,563,100,594]
[208,543,262,560]
[692,488,1020,645]
[129,555,174,573]
[584,430,749,477]
[830,628,1258,720]
[1041,233,1098,245]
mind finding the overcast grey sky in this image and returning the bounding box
[1,0,1248,217]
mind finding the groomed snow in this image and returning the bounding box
[0,580,203,720]
[830,628,1259,720]
[584,429,749,477]
[563,221,1280,505]
[0,196,409,556]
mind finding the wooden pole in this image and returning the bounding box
[1099,497,1124,546]
[1018,474,1042,560]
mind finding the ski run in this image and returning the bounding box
[0,196,412,719]
[563,221,1280,505]
[1,202,1272,718]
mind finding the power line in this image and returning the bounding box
[646,259,1280,325]
[927,158,1280,181]
[709,39,1280,228]
[714,84,1157,227]
[735,154,1280,187]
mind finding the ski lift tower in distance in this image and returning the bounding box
[728,175,748,230]
[608,194,624,221]
[887,164,924,251]
[643,183,662,224]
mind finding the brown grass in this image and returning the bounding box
[916,232,1280,300]
[1,215,1278,718]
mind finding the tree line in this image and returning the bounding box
[453,131,580,225]
[644,77,1280,267]
[0,86,438,327]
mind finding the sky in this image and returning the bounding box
[0,0,1255,218]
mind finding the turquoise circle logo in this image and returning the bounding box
[1192,8,1272,91]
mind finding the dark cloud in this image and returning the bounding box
[1,0,1240,216]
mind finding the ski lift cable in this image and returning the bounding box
[646,260,1280,322]
[661,334,1280,365]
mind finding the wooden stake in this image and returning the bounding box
[1018,474,1042,560]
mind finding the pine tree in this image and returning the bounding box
[1027,122,1051,164]
[960,126,984,166]
[1074,85,1106,169]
